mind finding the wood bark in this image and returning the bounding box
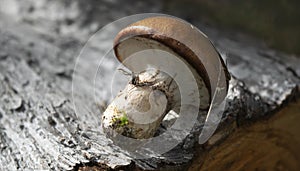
[0,1,299,170]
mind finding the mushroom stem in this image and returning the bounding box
[102,69,180,139]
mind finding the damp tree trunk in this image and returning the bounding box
[0,6,300,171]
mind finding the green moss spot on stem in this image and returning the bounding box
[119,115,129,126]
[112,110,129,128]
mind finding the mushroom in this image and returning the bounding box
[102,16,230,139]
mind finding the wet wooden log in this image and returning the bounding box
[0,2,299,170]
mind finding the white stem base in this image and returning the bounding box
[102,69,178,139]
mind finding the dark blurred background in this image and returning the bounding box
[163,0,300,56]
[0,0,299,56]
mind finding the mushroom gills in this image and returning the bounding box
[116,36,210,110]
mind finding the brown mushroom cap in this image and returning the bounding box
[114,16,230,103]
